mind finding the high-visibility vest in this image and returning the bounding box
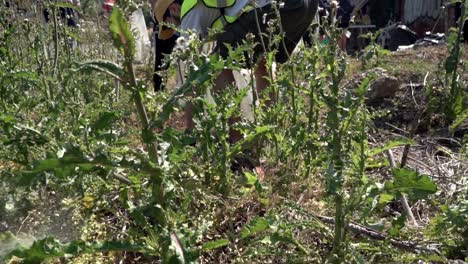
[181,0,252,30]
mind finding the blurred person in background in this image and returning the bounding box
[103,0,115,13]
[303,0,355,51]
[336,0,354,51]
[150,0,319,169]
[43,0,80,27]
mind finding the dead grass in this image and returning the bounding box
[349,44,467,84]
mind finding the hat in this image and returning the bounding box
[153,0,176,40]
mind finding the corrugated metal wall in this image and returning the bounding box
[403,0,442,23]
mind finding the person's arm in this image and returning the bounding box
[152,2,217,91]
[150,0,157,13]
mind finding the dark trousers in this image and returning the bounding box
[153,31,179,91]
[216,0,319,64]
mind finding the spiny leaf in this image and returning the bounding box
[270,232,310,254]
[241,217,269,239]
[378,193,394,206]
[201,239,229,250]
[386,168,437,200]
[450,84,464,118]
[450,109,468,131]
[169,233,189,264]
[154,58,222,128]
[91,111,119,133]
[74,60,125,81]
[445,31,459,75]
[228,126,273,159]
[109,7,135,60]
[18,147,115,185]
[368,138,415,157]
[64,27,80,41]
[389,214,406,237]
[11,71,39,80]
[356,76,371,97]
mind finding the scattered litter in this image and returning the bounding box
[397,31,445,51]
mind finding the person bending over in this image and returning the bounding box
[151,0,318,143]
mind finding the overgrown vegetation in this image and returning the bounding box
[0,1,467,263]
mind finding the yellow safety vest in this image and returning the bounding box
[181,0,251,30]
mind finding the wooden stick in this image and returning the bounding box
[287,203,441,255]
[314,213,441,255]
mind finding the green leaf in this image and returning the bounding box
[228,126,273,159]
[201,239,229,250]
[169,233,189,264]
[0,114,16,124]
[0,231,23,259]
[64,27,80,41]
[109,7,135,60]
[270,232,310,254]
[0,231,17,242]
[389,214,406,236]
[225,87,249,118]
[368,138,415,157]
[18,147,115,185]
[91,111,119,133]
[9,71,39,83]
[356,76,371,97]
[243,171,258,186]
[154,57,221,128]
[387,168,437,200]
[450,109,468,131]
[445,30,458,74]
[365,158,389,169]
[450,84,464,118]
[366,220,385,231]
[75,60,125,81]
[241,217,269,239]
[378,193,394,206]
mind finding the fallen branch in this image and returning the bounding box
[287,202,441,255]
[314,214,441,255]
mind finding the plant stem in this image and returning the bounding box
[327,39,346,261]
[386,149,418,226]
[51,1,59,78]
[290,67,297,125]
[126,63,159,164]
[449,0,465,112]
[330,195,346,263]
[291,205,442,255]
[125,62,163,206]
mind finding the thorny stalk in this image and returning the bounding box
[51,1,59,78]
[449,0,465,102]
[327,36,346,264]
[124,61,164,207]
[386,149,418,226]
